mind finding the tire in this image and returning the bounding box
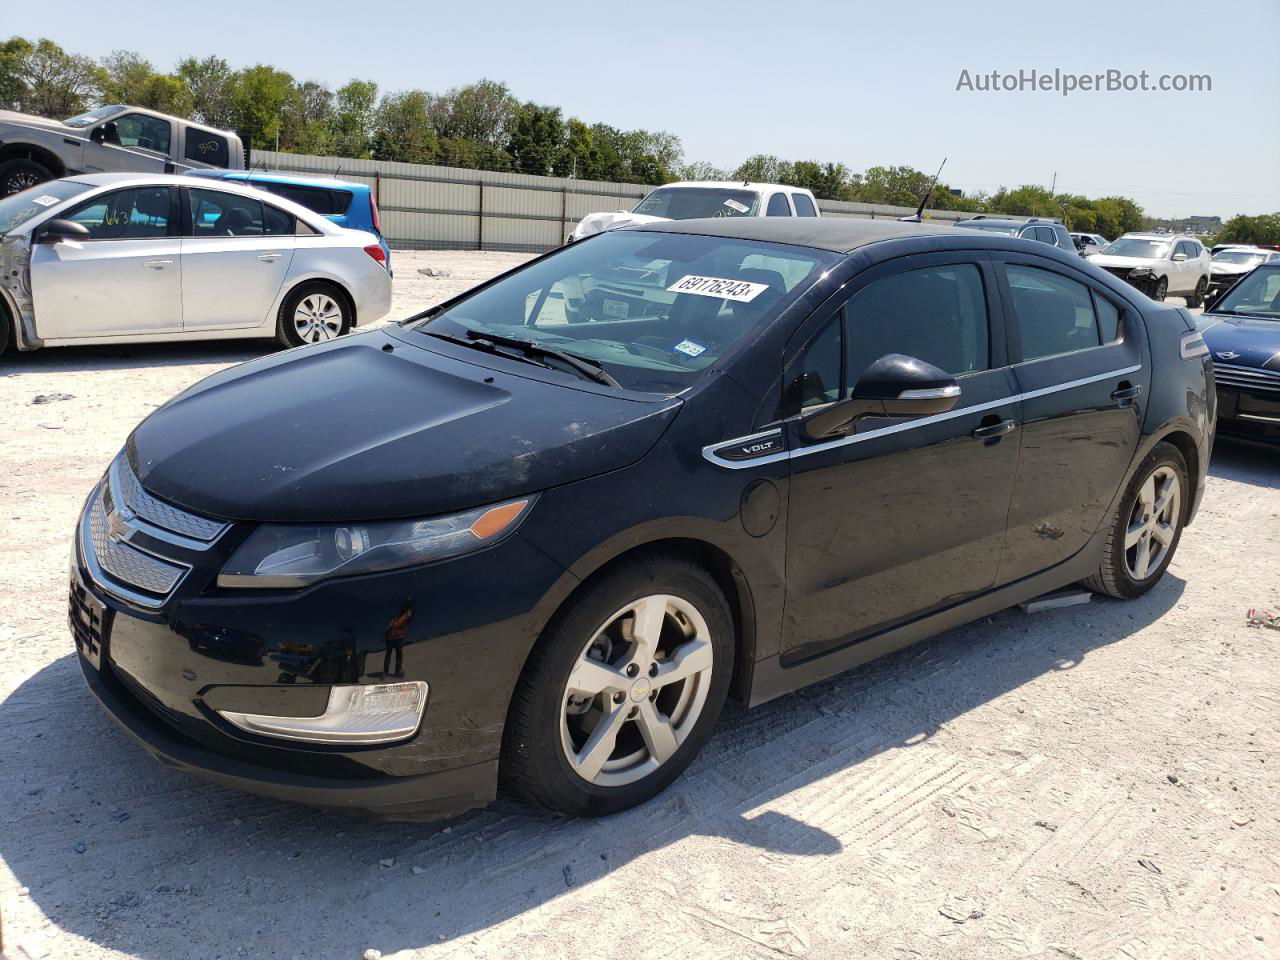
[502,551,734,817]
[0,158,54,197]
[275,282,352,348]
[0,305,12,358]
[1150,276,1168,302]
[1083,442,1189,600]
[1186,277,1207,309]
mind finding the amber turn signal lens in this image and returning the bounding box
[470,499,530,539]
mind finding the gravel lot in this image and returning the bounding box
[1,251,1277,960]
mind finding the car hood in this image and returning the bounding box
[1201,315,1280,369]
[1088,254,1160,269]
[1210,263,1259,276]
[128,330,682,523]
[571,210,668,241]
[0,110,74,132]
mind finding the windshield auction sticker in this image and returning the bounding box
[723,198,750,213]
[32,195,62,207]
[667,275,769,302]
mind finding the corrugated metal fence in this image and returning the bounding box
[253,150,991,253]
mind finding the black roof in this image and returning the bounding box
[629,216,964,253]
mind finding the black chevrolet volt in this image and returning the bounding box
[72,218,1215,819]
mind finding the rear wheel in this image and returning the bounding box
[502,552,733,816]
[1084,442,1188,599]
[276,282,351,348]
[1186,277,1207,309]
[0,158,54,197]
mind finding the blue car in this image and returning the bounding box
[187,169,391,272]
[1200,259,1280,443]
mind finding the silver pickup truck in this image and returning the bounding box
[0,104,245,196]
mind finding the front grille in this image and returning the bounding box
[69,579,105,666]
[88,488,187,597]
[1215,362,1280,395]
[115,455,227,541]
[1103,267,1132,280]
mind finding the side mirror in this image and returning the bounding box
[803,353,960,440]
[1172,252,1188,262]
[91,121,120,145]
[36,219,91,244]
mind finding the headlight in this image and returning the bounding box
[217,497,534,589]
[1129,266,1152,277]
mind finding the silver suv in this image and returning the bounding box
[954,216,1078,254]
[0,104,244,196]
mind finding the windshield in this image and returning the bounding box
[0,181,92,234]
[1213,250,1267,267]
[1101,237,1171,259]
[633,187,759,219]
[415,230,835,394]
[956,221,1019,235]
[1213,267,1280,320]
[63,105,125,128]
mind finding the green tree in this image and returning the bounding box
[371,90,438,164]
[553,118,600,178]
[101,51,191,115]
[279,80,335,154]
[4,37,102,116]
[428,79,517,147]
[787,160,852,200]
[733,154,793,184]
[436,137,512,171]
[229,64,296,150]
[679,159,729,182]
[1215,213,1280,245]
[176,56,235,127]
[506,101,564,176]
[331,79,378,157]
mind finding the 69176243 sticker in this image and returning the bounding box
[666,274,770,303]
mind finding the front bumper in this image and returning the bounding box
[80,651,496,819]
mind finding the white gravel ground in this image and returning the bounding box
[1,251,1277,960]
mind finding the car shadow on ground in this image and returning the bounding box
[0,574,1184,957]
[1209,436,1278,489]
[0,339,276,375]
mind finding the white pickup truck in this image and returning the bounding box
[0,104,244,196]
[570,181,821,242]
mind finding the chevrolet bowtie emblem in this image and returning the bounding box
[105,505,134,543]
[1216,351,1240,360]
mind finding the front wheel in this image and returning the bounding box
[1150,276,1168,302]
[502,553,734,816]
[0,158,54,197]
[276,282,352,348]
[1084,442,1188,599]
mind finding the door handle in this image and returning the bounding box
[1111,384,1142,403]
[972,419,1017,440]
[144,259,174,269]
[257,252,282,261]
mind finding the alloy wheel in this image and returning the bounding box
[560,594,714,788]
[1124,465,1180,581]
[4,171,38,195]
[291,293,343,343]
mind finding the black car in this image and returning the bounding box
[72,218,1214,820]
[1200,260,1280,443]
[954,216,1078,254]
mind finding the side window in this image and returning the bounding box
[799,316,842,407]
[62,187,173,240]
[184,131,230,168]
[1033,226,1056,245]
[113,114,172,155]
[188,188,264,237]
[1007,264,1102,360]
[766,193,792,217]
[845,263,990,381]
[262,203,294,236]
[791,193,818,217]
[1093,291,1121,343]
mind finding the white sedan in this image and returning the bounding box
[0,173,391,355]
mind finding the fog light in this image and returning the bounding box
[218,681,428,745]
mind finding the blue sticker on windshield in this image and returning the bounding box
[674,339,707,358]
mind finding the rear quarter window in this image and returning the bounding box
[259,183,353,217]
[185,132,230,168]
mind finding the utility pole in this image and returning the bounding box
[1049,171,1057,197]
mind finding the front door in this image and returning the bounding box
[30,185,182,340]
[84,112,174,175]
[180,187,296,330]
[994,255,1150,584]
[781,254,1022,662]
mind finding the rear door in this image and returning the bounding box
[179,187,296,330]
[994,254,1150,584]
[30,185,182,339]
[781,253,1022,661]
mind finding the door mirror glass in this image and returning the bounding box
[803,353,959,440]
[36,218,91,243]
[91,120,120,145]
[1171,252,1188,262]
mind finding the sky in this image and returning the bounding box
[6,0,1278,219]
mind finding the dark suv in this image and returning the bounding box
[955,216,1078,254]
[72,218,1214,821]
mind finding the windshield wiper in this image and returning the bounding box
[462,330,621,387]
[423,330,621,388]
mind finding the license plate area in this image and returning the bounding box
[69,572,111,670]
[602,298,630,319]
